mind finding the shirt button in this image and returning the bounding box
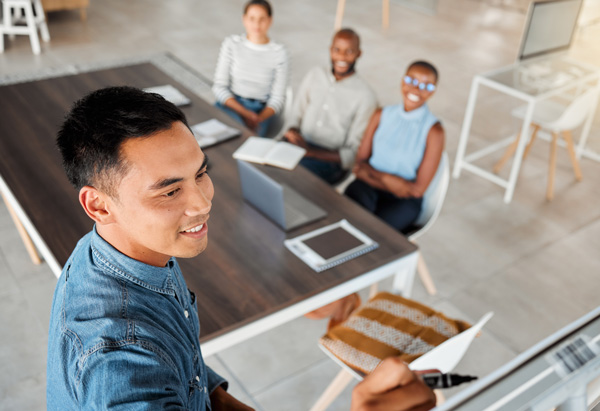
[196,376,200,382]
[184,310,189,318]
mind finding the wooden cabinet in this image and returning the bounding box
[41,0,89,20]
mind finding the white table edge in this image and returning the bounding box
[200,252,419,357]
[0,173,62,277]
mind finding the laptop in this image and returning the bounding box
[516,0,582,63]
[236,160,327,231]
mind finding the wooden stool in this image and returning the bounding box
[0,0,50,55]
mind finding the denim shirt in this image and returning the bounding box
[47,228,227,410]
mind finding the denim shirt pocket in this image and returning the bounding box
[188,288,196,305]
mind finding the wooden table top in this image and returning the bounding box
[0,61,417,340]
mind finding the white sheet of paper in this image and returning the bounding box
[409,312,494,373]
[192,119,230,137]
[143,85,190,106]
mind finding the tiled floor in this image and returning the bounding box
[1,1,599,409]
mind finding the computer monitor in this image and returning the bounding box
[517,0,583,61]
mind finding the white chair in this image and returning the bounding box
[0,0,50,55]
[493,88,599,200]
[309,294,493,411]
[408,151,449,296]
[335,152,450,295]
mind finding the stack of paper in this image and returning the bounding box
[191,119,241,148]
[143,84,191,106]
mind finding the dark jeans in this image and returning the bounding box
[345,179,423,234]
[215,95,273,137]
[299,143,347,185]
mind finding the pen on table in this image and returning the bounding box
[421,372,478,389]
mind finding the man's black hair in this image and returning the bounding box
[407,60,439,83]
[244,0,272,16]
[56,86,189,196]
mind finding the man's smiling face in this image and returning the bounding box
[100,121,214,267]
[330,34,361,80]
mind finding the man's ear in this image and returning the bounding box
[79,186,116,225]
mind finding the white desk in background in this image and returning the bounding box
[453,57,600,204]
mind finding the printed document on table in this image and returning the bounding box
[143,84,191,106]
[191,119,241,148]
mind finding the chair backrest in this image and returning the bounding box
[410,152,450,240]
[549,88,600,131]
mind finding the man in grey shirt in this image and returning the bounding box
[283,28,378,184]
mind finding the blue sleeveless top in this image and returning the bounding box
[369,102,439,181]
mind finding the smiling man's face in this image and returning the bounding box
[99,121,214,267]
[330,33,361,80]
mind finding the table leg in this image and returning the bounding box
[504,100,535,203]
[453,77,480,179]
[1,192,42,264]
[392,252,418,299]
[334,0,346,30]
[382,0,389,30]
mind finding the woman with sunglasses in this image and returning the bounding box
[212,0,288,137]
[345,61,444,233]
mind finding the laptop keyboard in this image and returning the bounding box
[285,204,308,226]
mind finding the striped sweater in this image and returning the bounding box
[212,34,289,113]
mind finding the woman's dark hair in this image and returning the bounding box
[407,60,439,83]
[56,86,188,196]
[244,0,272,16]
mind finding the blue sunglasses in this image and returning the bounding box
[404,75,436,92]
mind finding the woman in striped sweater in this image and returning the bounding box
[213,0,289,137]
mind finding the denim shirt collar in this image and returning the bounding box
[89,226,177,296]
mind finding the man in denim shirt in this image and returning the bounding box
[47,87,251,410]
[47,86,436,410]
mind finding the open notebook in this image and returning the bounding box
[233,137,306,170]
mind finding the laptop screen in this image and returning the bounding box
[517,0,582,61]
[237,160,287,228]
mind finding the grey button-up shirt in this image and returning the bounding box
[286,66,378,169]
